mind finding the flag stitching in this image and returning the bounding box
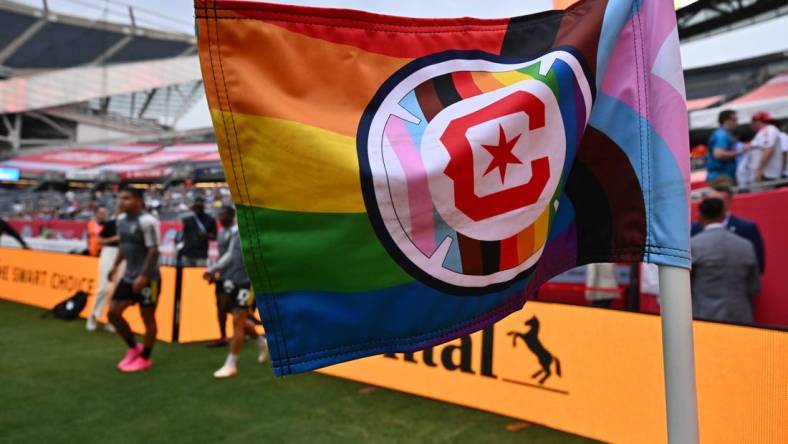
[206,3,290,371]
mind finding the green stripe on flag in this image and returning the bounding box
[236,205,415,293]
[518,61,559,97]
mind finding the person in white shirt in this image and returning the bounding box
[750,111,783,182]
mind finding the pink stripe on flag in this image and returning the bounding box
[385,118,437,256]
[600,20,644,116]
[600,0,689,183]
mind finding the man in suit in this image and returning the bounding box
[178,196,217,267]
[691,198,760,324]
[691,178,765,273]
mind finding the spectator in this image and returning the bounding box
[0,216,30,249]
[707,109,742,183]
[178,196,217,266]
[12,199,23,216]
[691,177,765,273]
[691,198,760,324]
[87,206,106,257]
[751,111,784,182]
[86,205,122,332]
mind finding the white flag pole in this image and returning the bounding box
[658,265,699,443]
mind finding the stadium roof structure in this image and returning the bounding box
[0,56,202,114]
[677,0,787,40]
[675,0,788,129]
[0,0,206,155]
[691,71,788,128]
[0,0,195,72]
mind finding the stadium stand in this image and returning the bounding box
[0,0,202,154]
[0,1,194,70]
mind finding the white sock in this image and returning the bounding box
[256,335,267,348]
[224,353,238,368]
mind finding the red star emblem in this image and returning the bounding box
[481,124,523,182]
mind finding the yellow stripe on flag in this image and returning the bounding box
[534,206,551,249]
[211,109,365,213]
[491,70,533,87]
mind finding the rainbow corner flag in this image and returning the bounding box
[196,0,690,375]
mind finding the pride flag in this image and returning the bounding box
[196,0,689,375]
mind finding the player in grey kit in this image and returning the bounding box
[107,186,161,373]
[203,206,268,378]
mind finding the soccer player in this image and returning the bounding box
[107,186,161,373]
[203,206,268,378]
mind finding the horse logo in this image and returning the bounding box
[508,316,561,385]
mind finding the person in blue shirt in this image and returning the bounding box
[706,110,741,182]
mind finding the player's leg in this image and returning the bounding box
[208,283,230,347]
[107,289,141,369]
[218,292,230,339]
[139,305,157,357]
[214,283,258,378]
[235,287,268,364]
[213,309,245,378]
[241,315,268,364]
[103,260,125,333]
[120,280,159,373]
[107,283,134,345]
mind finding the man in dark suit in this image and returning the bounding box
[691,179,765,273]
[178,196,217,267]
[691,198,760,324]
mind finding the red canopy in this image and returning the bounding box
[0,144,158,172]
[728,73,788,105]
[686,95,724,111]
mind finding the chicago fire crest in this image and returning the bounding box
[358,50,593,294]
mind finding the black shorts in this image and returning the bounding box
[222,281,254,312]
[113,279,161,308]
[214,279,226,297]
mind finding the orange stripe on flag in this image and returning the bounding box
[516,224,536,263]
[198,18,410,137]
[470,71,505,93]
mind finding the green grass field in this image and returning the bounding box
[0,300,594,443]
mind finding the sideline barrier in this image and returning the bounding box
[0,249,175,341]
[0,248,248,343]
[177,266,264,341]
[320,302,788,443]
[179,267,232,342]
[2,249,786,442]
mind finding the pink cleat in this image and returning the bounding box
[117,344,143,370]
[120,356,152,373]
